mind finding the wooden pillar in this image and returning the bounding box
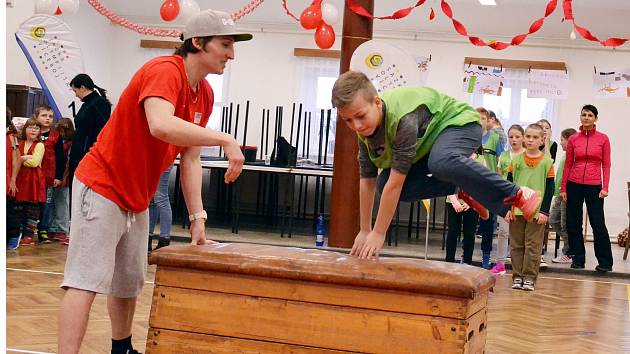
[328,1,373,248]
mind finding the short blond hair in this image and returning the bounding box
[331,71,378,109]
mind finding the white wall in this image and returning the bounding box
[6,5,629,235]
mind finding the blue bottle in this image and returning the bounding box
[315,215,326,247]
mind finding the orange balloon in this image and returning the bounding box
[314,23,335,49]
[160,0,180,22]
[300,4,322,30]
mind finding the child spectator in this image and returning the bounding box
[537,119,557,162]
[6,107,23,249]
[444,148,484,265]
[48,118,75,244]
[477,107,504,269]
[550,128,577,263]
[34,105,64,243]
[15,118,47,246]
[506,124,555,291]
[491,124,525,275]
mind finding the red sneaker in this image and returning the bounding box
[458,191,489,220]
[19,236,35,246]
[505,187,540,221]
[51,232,67,242]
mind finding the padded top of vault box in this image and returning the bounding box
[149,243,495,299]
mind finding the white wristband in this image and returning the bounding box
[188,210,207,222]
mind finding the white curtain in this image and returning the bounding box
[294,57,340,161]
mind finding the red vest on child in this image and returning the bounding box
[15,141,46,203]
[41,129,60,187]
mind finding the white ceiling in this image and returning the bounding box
[104,0,630,41]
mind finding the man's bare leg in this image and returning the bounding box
[58,288,96,354]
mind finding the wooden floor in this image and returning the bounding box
[6,242,630,354]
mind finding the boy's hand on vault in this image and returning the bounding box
[358,231,386,260]
[350,230,369,256]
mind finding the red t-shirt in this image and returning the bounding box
[75,55,213,212]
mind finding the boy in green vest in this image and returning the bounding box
[477,107,503,269]
[506,124,555,291]
[331,71,541,259]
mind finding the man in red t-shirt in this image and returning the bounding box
[58,10,251,354]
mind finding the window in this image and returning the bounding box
[200,73,227,157]
[295,57,339,161]
[205,73,225,131]
[471,68,558,135]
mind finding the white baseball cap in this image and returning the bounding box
[181,9,253,42]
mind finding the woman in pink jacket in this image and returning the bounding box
[560,104,613,272]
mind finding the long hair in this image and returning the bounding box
[6,106,18,135]
[55,117,76,139]
[70,74,111,105]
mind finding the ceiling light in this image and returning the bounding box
[479,0,497,5]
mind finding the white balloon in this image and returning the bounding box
[178,0,201,23]
[59,0,80,15]
[35,0,57,15]
[321,2,339,25]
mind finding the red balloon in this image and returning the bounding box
[314,23,335,49]
[160,0,180,22]
[300,4,322,30]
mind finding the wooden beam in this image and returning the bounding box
[464,57,567,71]
[140,39,181,50]
[293,48,341,59]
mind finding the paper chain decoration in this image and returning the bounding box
[85,0,627,48]
[86,0,265,38]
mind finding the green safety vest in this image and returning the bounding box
[357,87,480,169]
[511,153,554,216]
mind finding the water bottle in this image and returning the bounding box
[315,215,326,247]
[264,154,270,165]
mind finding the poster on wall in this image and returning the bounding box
[350,40,430,93]
[593,68,630,98]
[15,14,85,119]
[462,65,504,96]
[527,69,569,99]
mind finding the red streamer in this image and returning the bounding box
[346,0,427,20]
[439,0,558,50]
[563,0,628,47]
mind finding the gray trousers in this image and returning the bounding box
[377,122,518,216]
[549,197,569,255]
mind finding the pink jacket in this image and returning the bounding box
[561,125,611,192]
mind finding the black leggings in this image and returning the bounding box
[445,205,479,264]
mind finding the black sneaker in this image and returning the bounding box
[148,235,153,254]
[155,238,170,250]
[595,265,612,273]
[570,263,585,269]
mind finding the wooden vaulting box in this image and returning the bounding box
[147,243,495,353]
